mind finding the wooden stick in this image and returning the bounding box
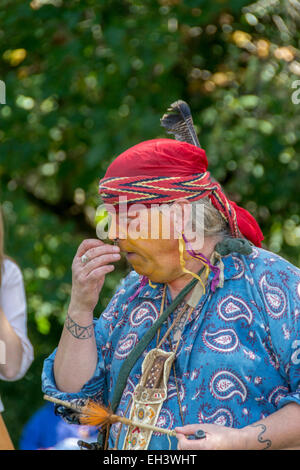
[44,395,81,412]
[44,394,176,437]
[0,414,14,450]
[111,415,176,436]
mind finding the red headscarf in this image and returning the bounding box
[99,139,263,247]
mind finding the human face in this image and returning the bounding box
[107,205,184,283]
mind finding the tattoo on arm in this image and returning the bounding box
[65,313,94,339]
[250,424,272,450]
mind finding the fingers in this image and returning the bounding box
[83,252,120,276]
[86,264,115,281]
[77,243,120,265]
[176,433,190,450]
[76,239,109,258]
[175,424,207,450]
[74,241,120,269]
[73,241,121,282]
[175,424,200,435]
[176,431,207,451]
[70,240,120,313]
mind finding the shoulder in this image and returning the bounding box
[243,246,300,280]
[118,270,140,291]
[223,247,300,306]
[241,247,300,311]
[1,258,23,288]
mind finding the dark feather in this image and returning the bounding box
[160,100,201,148]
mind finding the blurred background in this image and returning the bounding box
[0,0,299,448]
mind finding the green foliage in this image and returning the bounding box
[0,0,299,447]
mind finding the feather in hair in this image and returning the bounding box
[160,99,201,148]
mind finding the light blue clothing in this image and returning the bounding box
[42,247,300,449]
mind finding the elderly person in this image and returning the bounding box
[42,103,300,450]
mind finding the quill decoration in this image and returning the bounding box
[160,99,201,148]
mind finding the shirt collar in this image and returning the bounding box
[137,278,165,300]
[221,252,244,281]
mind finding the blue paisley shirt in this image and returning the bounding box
[42,247,300,450]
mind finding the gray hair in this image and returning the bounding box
[157,197,231,242]
[190,197,231,241]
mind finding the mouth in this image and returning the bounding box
[119,245,135,256]
[119,243,141,261]
[125,251,138,259]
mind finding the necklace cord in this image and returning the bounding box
[110,267,205,413]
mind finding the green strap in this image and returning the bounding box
[110,267,205,413]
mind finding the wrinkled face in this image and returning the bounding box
[106,205,185,283]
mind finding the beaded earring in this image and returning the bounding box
[178,233,221,294]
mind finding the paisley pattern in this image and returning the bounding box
[259,273,287,319]
[231,256,245,280]
[250,247,259,259]
[202,327,239,353]
[129,301,159,328]
[218,295,253,325]
[42,248,300,450]
[198,407,234,427]
[291,340,300,365]
[121,376,137,403]
[296,281,300,300]
[115,332,139,360]
[209,370,247,402]
[268,386,289,407]
[167,379,186,402]
[153,408,174,436]
[102,288,126,321]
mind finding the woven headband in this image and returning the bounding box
[99,171,241,238]
[98,101,263,247]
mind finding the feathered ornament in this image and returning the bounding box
[160,99,201,148]
[44,395,176,437]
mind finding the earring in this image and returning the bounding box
[148,279,157,289]
[178,234,206,294]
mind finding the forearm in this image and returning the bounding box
[53,304,98,393]
[53,239,120,394]
[241,402,300,450]
[176,402,300,450]
[0,308,23,379]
